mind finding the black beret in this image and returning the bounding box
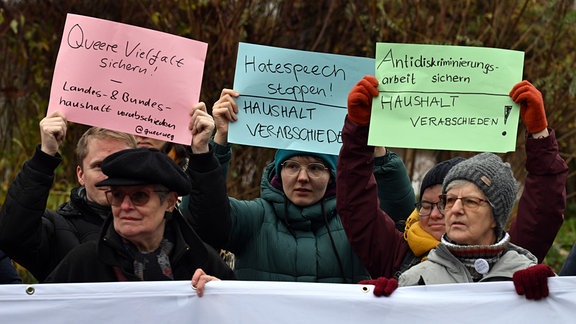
[95,148,191,195]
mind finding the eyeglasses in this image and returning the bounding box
[280,160,329,178]
[438,194,491,212]
[415,201,444,217]
[105,189,168,207]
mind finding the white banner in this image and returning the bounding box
[1,277,574,323]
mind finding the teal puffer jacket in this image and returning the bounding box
[226,163,370,283]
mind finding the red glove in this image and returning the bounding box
[509,80,548,134]
[512,264,555,300]
[347,75,379,126]
[359,277,398,297]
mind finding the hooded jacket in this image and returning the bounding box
[223,162,370,283]
[211,141,416,233]
[197,141,414,282]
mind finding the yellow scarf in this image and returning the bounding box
[403,209,440,258]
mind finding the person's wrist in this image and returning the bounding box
[192,141,210,154]
[213,131,228,145]
[40,144,58,156]
[374,146,387,157]
[530,128,549,139]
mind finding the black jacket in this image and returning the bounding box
[0,147,105,281]
[45,209,236,282]
[0,145,230,282]
[0,249,22,284]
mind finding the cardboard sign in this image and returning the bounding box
[47,14,208,145]
[230,42,374,155]
[368,43,524,153]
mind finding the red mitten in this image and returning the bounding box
[347,75,379,126]
[359,277,398,297]
[512,264,555,300]
[509,80,548,134]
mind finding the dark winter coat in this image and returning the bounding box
[0,145,229,282]
[0,147,105,281]
[196,141,414,283]
[45,209,235,283]
[226,162,370,283]
[0,249,22,284]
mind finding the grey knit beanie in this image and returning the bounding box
[442,152,517,237]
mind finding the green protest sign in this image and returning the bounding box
[368,43,524,153]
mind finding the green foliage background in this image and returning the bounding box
[1,0,575,281]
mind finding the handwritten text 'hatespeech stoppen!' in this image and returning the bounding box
[242,55,347,102]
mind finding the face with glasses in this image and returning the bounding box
[441,181,497,246]
[105,185,177,252]
[280,156,331,207]
[416,184,446,240]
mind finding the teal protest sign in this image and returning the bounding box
[230,42,374,155]
[368,43,524,153]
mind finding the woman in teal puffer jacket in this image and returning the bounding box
[188,89,415,283]
[226,149,369,282]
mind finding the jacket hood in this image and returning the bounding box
[259,163,337,231]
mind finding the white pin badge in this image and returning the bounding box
[474,258,490,275]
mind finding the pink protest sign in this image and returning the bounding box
[47,14,207,145]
